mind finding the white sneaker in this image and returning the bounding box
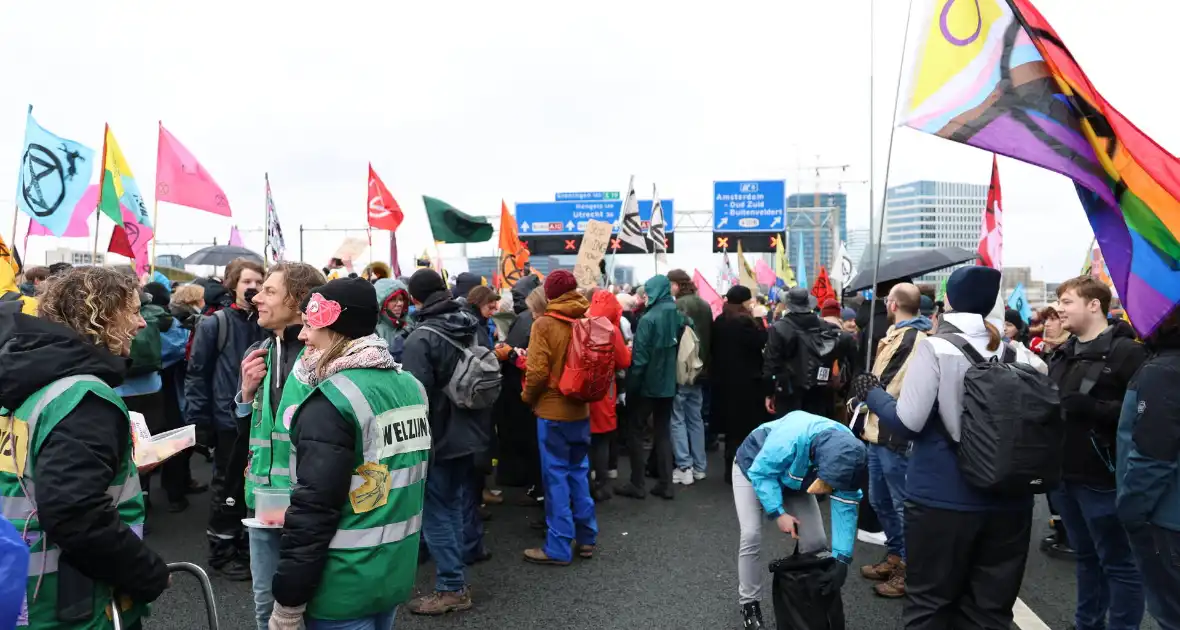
[857,529,888,546]
[692,470,707,481]
[673,468,695,485]
[607,469,618,479]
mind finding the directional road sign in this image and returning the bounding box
[515,199,675,235]
[713,180,786,232]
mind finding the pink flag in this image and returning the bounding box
[108,206,155,277]
[28,184,97,238]
[229,226,244,247]
[755,259,777,287]
[693,269,724,319]
[156,124,232,217]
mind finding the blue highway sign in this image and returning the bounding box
[713,180,786,232]
[516,199,675,235]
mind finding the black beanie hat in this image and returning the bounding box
[1004,308,1025,331]
[407,268,447,304]
[726,285,752,304]
[945,266,1001,316]
[301,278,378,340]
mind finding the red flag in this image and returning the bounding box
[979,155,1003,269]
[810,267,837,306]
[367,164,404,232]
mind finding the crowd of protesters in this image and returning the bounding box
[2,256,1179,630]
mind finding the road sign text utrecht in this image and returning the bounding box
[515,199,674,235]
[712,180,786,232]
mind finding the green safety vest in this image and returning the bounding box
[1,375,148,629]
[291,368,430,621]
[245,344,313,509]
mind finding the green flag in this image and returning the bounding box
[422,196,493,243]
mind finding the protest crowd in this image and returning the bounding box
[4,1,1180,629]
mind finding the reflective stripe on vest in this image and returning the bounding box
[328,513,422,550]
[324,374,380,461]
[1,478,141,521]
[26,523,143,577]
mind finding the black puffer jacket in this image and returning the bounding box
[273,391,355,608]
[184,305,264,430]
[401,290,489,460]
[0,302,169,606]
[1048,320,1147,487]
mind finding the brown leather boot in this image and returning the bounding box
[874,562,906,598]
[860,553,901,581]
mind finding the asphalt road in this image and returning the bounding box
[141,451,1115,630]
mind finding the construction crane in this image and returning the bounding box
[790,159,854,281]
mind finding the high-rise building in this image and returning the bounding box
[845,227,871,269]
[883,180,986,286]
[786,192,847,281]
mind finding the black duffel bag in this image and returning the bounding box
[769,544,846,630]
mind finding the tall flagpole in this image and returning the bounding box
[94,124,109,266]
[149,122,163,277]
[263,173,271,271]
[864,0,916,367]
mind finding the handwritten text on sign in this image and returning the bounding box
[573,220,613,288]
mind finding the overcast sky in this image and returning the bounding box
[2,1,1176,283]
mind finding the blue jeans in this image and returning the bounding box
[1051,482,1145,630]
[422,456,474,593]
[248,527,283,630]
[1130,525,1180,630]
[538,418,598,562]
[307,608,397,630]
[670,384,706,473]
[867,444,908,560]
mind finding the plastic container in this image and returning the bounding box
[133,425,196,469]
[254,488,291,526]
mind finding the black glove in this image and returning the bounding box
[1060,393,1091,420]
[850,373,881,404]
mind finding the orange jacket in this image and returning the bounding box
[522,291,591,421]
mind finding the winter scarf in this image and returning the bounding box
[294,333,398,387]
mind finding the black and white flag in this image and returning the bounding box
[649,184,667,265]
[617,175,648,253]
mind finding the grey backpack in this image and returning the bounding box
[420,326,502,410]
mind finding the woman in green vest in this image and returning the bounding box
[0,266,170,629]
[268,278,429,630]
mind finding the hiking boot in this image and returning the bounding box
[614,483,646,499]
[861,554,901,581]
[741,601,765,629]
[211,558,251,581]
[407,589,473,615]
[874,563,906,598]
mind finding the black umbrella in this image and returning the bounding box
[183,245,263,267]
[844,247,978,293]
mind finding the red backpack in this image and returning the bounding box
[548,313,615,402]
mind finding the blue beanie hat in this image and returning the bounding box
[946,266,1000,316]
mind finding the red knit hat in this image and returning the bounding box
[820,299,841,318]
[544,269,577,300]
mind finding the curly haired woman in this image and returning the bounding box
[0,266,170,629]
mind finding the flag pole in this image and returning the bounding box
[864,0,916,367]
[263,173,270,271]
[95,123,110,266]
[148,196,159,277]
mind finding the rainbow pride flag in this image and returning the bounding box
[902,0,1180,334]
[98,125,151,228]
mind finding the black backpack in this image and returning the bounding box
[776,318,844,394]
[937,334,1063,496]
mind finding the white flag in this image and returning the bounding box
[649,183,667,266]
[834,241,856,285]
[616,175,648,253]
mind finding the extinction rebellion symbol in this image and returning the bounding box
[20,144,66,217]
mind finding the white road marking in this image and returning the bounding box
[1013,597,1051,630]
